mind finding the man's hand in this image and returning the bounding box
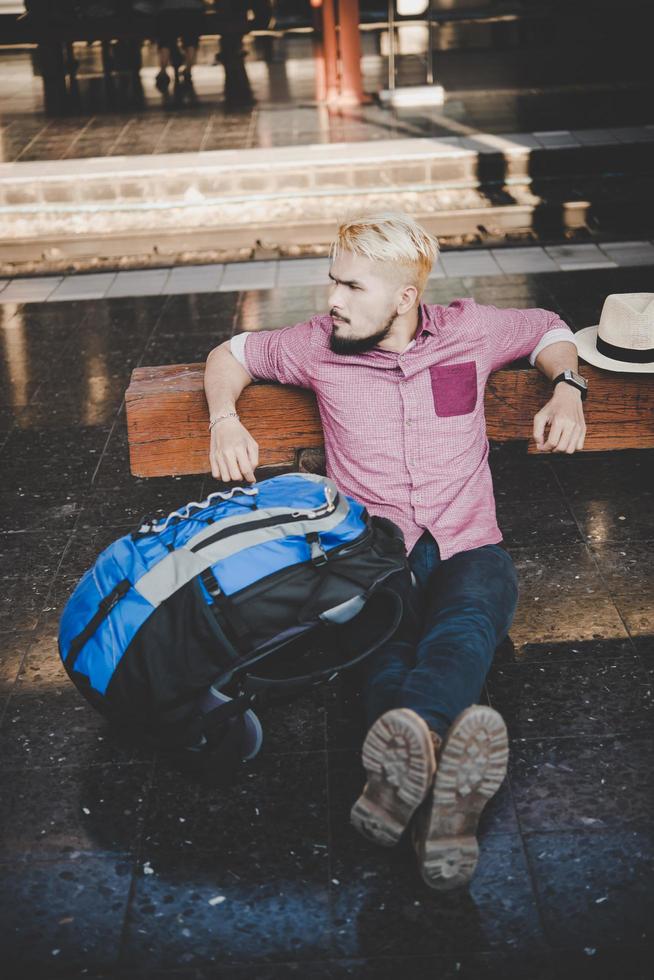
[533,384,586,453]
[210,418,259,483]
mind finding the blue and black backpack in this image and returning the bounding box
[58,471,414,770]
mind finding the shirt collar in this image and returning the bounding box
[415,301,438,342]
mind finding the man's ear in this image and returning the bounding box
[397,283,418,315]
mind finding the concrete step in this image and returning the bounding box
[1,126,653,271]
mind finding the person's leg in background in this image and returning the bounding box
[179,31,200,101]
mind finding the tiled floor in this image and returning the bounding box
[0,265,652,977]
[2,242,654,303]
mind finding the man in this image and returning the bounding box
[203,212,587,890]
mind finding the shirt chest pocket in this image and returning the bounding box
[429,361,478,417]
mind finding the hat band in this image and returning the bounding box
[596,336,654,364]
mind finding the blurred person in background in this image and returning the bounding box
[153,0,205,102]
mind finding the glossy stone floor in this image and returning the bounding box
[2,30,653,162]
[0,264,652,978]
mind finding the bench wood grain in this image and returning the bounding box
[125,362,654,477]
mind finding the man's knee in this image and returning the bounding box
[425,547,519,642]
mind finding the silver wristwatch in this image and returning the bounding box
[552,369,588,401]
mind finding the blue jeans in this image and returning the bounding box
[360,530,519,739]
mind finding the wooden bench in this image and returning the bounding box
[125,362,654,478]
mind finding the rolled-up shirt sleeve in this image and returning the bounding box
[229,319,315,388]
[482,303,577,372]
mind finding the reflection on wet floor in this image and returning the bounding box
[0,263,652,975]
[1,28,653,162]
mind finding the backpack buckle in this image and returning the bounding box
[306,531,328,567]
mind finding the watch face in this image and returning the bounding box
[566,369,587,388]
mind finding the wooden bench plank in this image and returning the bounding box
[125,362,654,477]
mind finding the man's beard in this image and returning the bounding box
[329,309,398,355]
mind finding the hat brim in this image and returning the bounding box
[575,325,654,374]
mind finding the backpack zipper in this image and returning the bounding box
[223,522,373,603]
[190,492,340,554]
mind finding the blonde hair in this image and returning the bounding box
[329,211,439,300]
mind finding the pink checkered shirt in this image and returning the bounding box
[229,299,576,559]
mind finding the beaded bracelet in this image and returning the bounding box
[208,412,240,431]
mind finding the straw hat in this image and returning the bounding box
[575,293,654,373]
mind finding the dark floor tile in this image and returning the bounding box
[0,570,54,633]
[611,593,654,639]
[54,525,131,587]
[142,332,225,366]
[121,849,331,970]
[487,441,561,500]
[569,493,654,544]
[0,530,70,580]
[486,656,653,739]
[29,376,128,421]
[509,734,653,833]
[504,634,636,665]
[162,291,241,321]
[524,830,654,949]
[14,610,75,695]
[141,750,328,873]
[0,762,151,860]
[102,947,652,980]
[76,478,206,529]
[324,675,367,752]
[495,496,582,547]
[328,830,544,959]
[13,394,120,428]
[0,406,17,437]
[551,450,653,500]
[159,290,239,327]
[456,947,653,980]
[508,591,628,651]
[102,294,168,321]
[588,541,654,598]
[0,488,83,533]
[0,853,132,978]
[631,634,654,661]
[0,630,31,693]
[511,542,606,598]
[258,685,327,755]
[0,688,155,770]
[469,281,558,308]
[0,425,111,492]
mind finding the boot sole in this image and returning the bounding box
[350,708,436,847]
[415,705,508,890]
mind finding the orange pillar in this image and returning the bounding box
[310,0,327,102]
[337,0,365,105]
[319,0,340,104]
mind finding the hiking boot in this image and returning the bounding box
[155,69,170,95]
[350,708,437,847]
[412,704,508,891]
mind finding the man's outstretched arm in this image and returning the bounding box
[532,340,586,453]
[204,341,259,483]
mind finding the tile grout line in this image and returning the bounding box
[61,115,97,161]
[13,119,53,163]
